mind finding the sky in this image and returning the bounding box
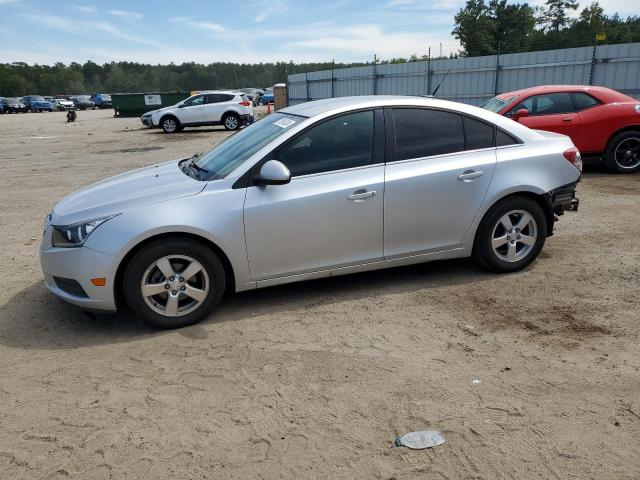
[0,0,636,66]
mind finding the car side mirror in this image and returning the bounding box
[513,108,529,122]
[255,160,291,186]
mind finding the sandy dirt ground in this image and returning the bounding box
[0,108,639,480]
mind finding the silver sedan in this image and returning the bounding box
[41,96,581,328]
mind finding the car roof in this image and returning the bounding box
[280,95,539,141]
[498,85,635,103]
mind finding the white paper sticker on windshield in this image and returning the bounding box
[274,118,296,129]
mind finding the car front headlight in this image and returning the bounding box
[51,215,118,248]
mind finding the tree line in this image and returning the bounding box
[453,0,640,57]
[0,61,366,97]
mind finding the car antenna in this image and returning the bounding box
[432,70,450,96]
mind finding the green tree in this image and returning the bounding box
[453,0,496,56]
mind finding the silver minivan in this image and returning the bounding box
[41,96,581,328]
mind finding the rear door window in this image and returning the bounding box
[392,108,465,160]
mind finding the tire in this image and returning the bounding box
[473,196,547,273]
[161,115,180,134]
[222,112,240,131]
[603,130,640,174]
[123,238,226,329]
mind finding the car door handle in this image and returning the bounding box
[458,170,484,182]
[347,189,376,201]
[562,117,573,122]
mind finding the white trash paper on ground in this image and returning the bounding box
[394,430,445,449]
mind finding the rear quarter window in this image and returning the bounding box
[496,129,519,146]
[464,116,495,150]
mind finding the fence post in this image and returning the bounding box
[426,46,432,95]
[331,59,335,98]
[305,66,310,102]
[494,42,502,95]
[589,42,597,85]
[372,54,377,95]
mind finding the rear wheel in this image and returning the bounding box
[123,238,226,329]
[604,130,640,173]
[161,115,180,134]
[223,112,240,131]
[473,196,547,273]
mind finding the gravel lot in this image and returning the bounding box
[0,108,639,479]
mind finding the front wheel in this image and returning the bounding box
[161,116,180,134]
[123,238,226,329]
[473,196,547,273]
[223,113,240,131]
[604,130,640,174]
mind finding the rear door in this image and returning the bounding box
[384,108,497,258]
[508,92,581,142]
[203,94,226,123]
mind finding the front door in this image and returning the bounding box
[384,108,497,257]
[243,110,384,281]
[510,92,582,142]
[179,94,206,124]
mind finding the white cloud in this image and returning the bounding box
[171,16,225,33]
[76,5,96,14]
[254,0,287,23]
[21,13,155,47]
[285,23,458,59]
[0,0,22,5]
[109,9,143,21]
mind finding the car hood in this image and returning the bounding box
[50,159,205,226]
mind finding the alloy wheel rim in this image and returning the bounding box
[141,255,209,317]
[225,116,238,129]
[614,137,640,169]
[164,119,176,132]
[491,210,537,263]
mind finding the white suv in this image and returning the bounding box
[142,91,254,133]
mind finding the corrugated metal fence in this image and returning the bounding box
[287,43,640,107]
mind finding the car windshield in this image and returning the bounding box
[482,95,517,113]
[32,95,45,101]
[101,94,111,100]
[265,88,273,94]
[77,95,90,100]
[191,112,304,180]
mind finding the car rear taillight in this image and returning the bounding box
[239,101,251,106]
[563,147,582,172]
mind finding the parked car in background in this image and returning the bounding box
[43,96,580,328]
[141,90,254,133]
[71,95,96,110]
[261,87,274,105]
[3,97,27,113]
[0,97,4,113]
[52,97,74,111]
[483,85,640,173]
[238,88,263,101]
[22,95,54,112]
[90,93,112,108]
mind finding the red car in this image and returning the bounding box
[483,85,640,173]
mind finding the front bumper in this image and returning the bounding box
[40,224,118,311]
[141,115,153,127]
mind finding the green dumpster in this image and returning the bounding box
[111,92,191,117]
